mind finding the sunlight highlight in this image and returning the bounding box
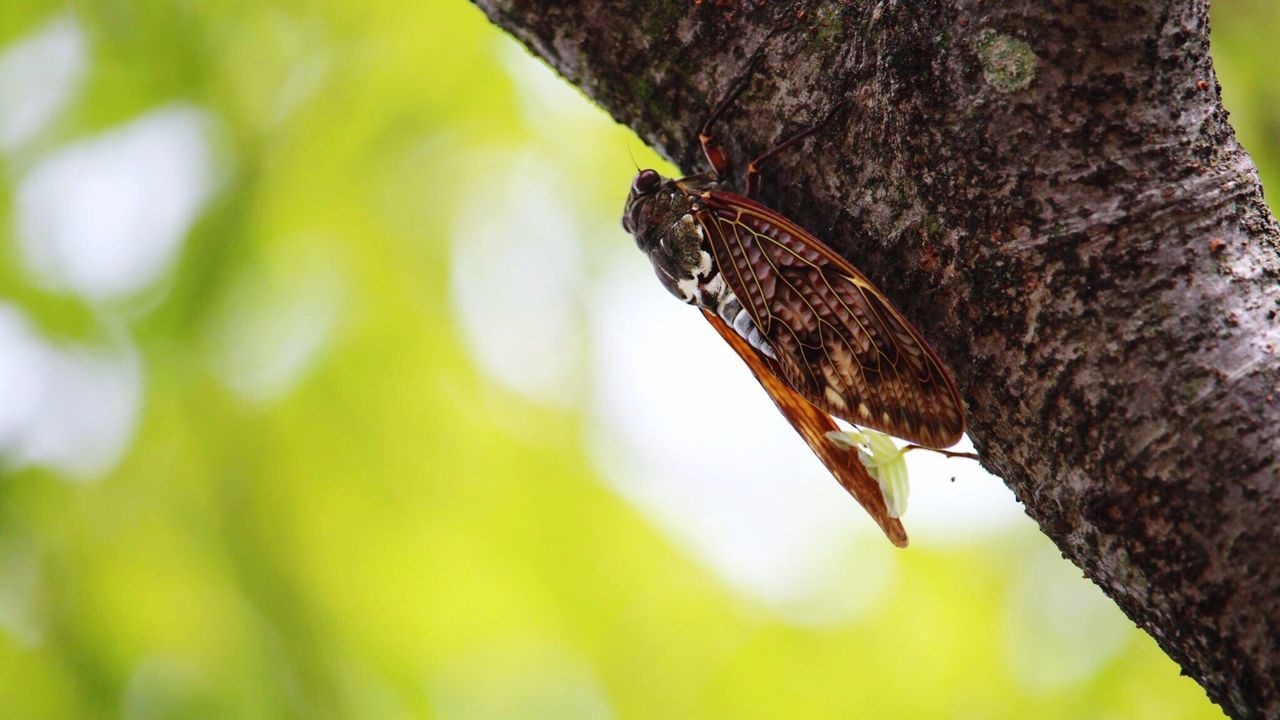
[14,105,222,301]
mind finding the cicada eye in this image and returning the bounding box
[632,169,662,195]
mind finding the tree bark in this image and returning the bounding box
[469,1,1280,716]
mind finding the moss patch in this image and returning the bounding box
[974,29,1037,93]
[923,214,943,238]
[811,3,845,47]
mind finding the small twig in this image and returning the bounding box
[901,445,981,462]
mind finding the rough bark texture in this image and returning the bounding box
[470,1,1280,717]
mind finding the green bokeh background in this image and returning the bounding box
[0,2,1274,718]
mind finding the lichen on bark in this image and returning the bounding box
[974,29,1037,92]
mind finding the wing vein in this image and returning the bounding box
[698,192,964,447]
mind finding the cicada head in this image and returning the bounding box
[621,169,718,306]
[621,169,685,252]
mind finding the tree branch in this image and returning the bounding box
[470,1,1280,716]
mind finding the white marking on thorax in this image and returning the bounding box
[676,276,699,302]
[667,213,774,360]
[675,249,715,303]
[700,272,725,299]
[693,248,712,275]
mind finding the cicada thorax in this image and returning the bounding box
[627,177,777,360]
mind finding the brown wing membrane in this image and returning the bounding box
[698,191,965,449]
[703,310,909,548]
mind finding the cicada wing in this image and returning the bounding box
[698,192,965,449]
[703,309,909,548]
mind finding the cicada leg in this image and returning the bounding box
[744,102,848,198]
[699,66,845,198]
[696,85,747,178]
[744,122,828,198]
[698,64,758,180]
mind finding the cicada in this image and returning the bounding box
[621,81,966,547]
